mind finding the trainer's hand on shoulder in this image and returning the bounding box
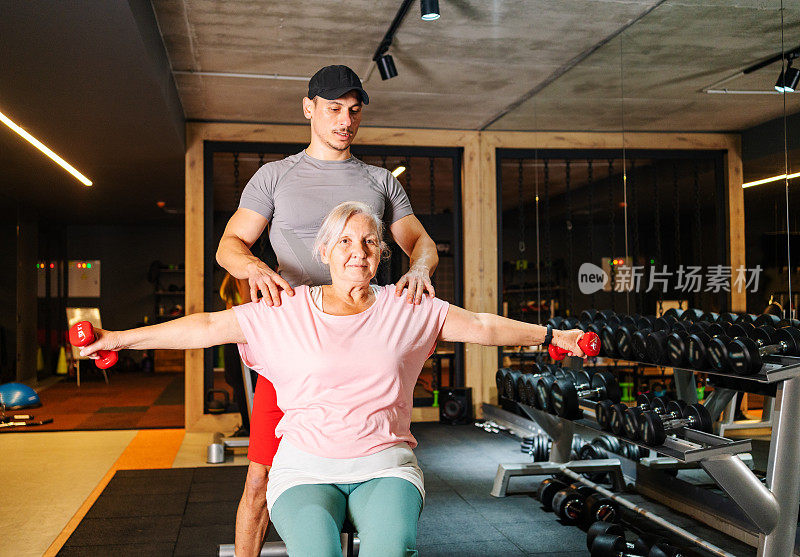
[552,329,587,358]
[246,260,294,306]
[395,266,435,305]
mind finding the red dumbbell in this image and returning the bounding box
[549,331,601,361]
[68,321,118,369]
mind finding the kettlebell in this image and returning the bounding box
[206,389,230,414]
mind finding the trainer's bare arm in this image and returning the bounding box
[216,208,294,306]
[390,214,439,304]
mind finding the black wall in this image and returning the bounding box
[65,223,184,331]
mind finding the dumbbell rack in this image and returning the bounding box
[488,357,800,557]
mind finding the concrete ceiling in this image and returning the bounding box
[1,1,799,225]
[153,0,800,131]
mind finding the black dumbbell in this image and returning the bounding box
[502,369,524,401]
[591,534,682,557]
[553,482,620,526]
[586,522,625,551]
[601,323,622,359]
[495,367,508,396]
[561,316,581,330]
[754,314,782,328]
[533,368,581,411]
[522,371,547,407]
[705,322,773,372]
[631,315,677,363]
[505,366,557,402]
[521,434,550,461]
[537,477,568,510]
[619,439,649,461]
[584,493,621,525]
[524,434,584,462]
[591,535,653,557]
[594,309,620,324]
[552,482,595,524]
[662,308,684,320]
[726,326,800,375]
[578,436,621,483]
[646,321,691,365]
[595,399,618,432]
[612,316,656,361]
[679,308,704,322]
[583,309,619,324]
[735,313,759,325]
[515,364,550,405]
[639,403,713,446]
[666,321,717,367]
[601,314,640,358]
[718,312,739,325]
[546,316,564,329]
[621,397,687,441]
[686,322,728,369]
[700,311,720,323]
[550,371,621,419]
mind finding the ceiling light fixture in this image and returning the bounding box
[372,0,413,81]
[391,165,406,178]
[0,109,92,186]
[775,60,800,93]
[420,0,440,20]
[702,46,800,95]
[742,171,800,189]
[377,54,398,80]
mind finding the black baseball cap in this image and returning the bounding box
[308,65,369,105]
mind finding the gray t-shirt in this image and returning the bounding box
[239,151,414,287]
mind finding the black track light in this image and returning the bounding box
[776,61,800,93]
[377,54,398,80]
[421,0,440,21]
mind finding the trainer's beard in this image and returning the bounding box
[324,136,350,152]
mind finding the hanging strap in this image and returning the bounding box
[518,158,526,253]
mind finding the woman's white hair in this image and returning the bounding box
[313,201,391,261]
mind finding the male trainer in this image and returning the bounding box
[216,64,439,557]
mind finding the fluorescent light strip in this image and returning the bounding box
[742,172,800,189]
[0,110,92,186]
[172,70,308,82]
[391,166,406,178]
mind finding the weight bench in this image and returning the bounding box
[217,519,360,556]
[211,362,361,555]
[207,358,256,464]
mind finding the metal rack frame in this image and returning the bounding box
[486,361,800,557]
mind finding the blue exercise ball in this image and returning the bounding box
[0,382,41,410]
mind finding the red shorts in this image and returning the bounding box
[247,375,284,466]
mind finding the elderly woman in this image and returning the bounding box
[80,201,587,557]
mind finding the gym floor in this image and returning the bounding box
[3,422,757,557]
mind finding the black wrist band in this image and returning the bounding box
[543,324,553,346]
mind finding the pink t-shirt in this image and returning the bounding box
[234,285,449,459]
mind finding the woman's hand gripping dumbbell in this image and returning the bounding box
[69,321,119,369]
[548,330,601,361]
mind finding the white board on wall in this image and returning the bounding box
[68,260,101,298]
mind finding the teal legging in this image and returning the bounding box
[270,477,422,557]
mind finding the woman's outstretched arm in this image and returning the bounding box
[440,305,586,357]
[79,309,245,357]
